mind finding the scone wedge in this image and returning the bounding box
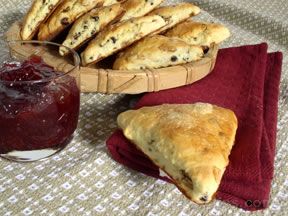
[103,0,125,6]
[117,103,238,204]
[81,15,166,66]
[38,0,106,41]
[166,21,231,47]
[149,3,201,35]
[60,3,124,56]
[21,0,62,40]
[113,35,204,70]
[120,0,164,22]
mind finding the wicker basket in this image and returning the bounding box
[6,22,219,94]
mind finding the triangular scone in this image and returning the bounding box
[81,15,166,66]
[117,103,237,204]
[38,0,106,41]
[59,3,124,56]
[149,3,200,35]
[103,0,125,6]
[120,0,164,22]
[113,35,204,70]
[21,0,62,40]
[165,21,231,47]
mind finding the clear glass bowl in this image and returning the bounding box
[0,40,80,162]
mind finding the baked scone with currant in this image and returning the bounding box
[38,0,108,41]
[21,0,62,40]
[113,35,204,70]
[165,21,231,47]
[59,3,124,56]
[149,3,200,35]
[120,0,164,22]
[81,15,166,66]
[117,103,238,204]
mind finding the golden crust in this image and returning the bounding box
[165,21,231,47]
[117,103,237,204]
[103,0,125,6]
[120,0,164,21]
[81,15,166,66]
[21,0,62,40]
[113,35,204,70]
[59,3,124,56]
[38,0,106,41]
[149,3,200,35]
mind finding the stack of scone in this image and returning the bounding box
[21,0,231,70]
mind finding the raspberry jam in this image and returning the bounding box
[0,56,80,161]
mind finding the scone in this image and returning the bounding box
[113,35,204,70]
[120,0,164,22]
[21,0,62,40]
[117,103,238,204]
[59,3,124,56]
[38,0,106,41]
[165,21,231,47]
[149,3,200,35]
[103,0,125,6]
[81,15,166,66]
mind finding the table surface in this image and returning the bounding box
[0,0,287,215]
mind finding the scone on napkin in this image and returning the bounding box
[107,43,283,211]
[117,103,238,204]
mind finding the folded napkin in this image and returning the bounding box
[106,43,283,211]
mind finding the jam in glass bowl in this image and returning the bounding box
[0,40,80,162]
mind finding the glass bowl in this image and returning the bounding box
[0,40,80,162]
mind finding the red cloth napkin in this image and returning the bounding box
[106,43,283,211]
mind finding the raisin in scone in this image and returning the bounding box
[21,0,62,40]
[81,15,166,66]
[117,103,238,204]
[149,3,200,35]
[59,3,124,56]
[38,0,107,41]
[120,0,164,22]
[165,21,231,47]
[113,35,203,70]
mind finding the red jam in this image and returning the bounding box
[0,56,80,161]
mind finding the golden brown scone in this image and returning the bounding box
[120,0,164,22]
[149,3,200,35]
[21,0,62,40]
[59,3,124,56]
[165,21,231,47]
[117,103,237,204]
[38,0,107,41]
[81,15,166,66]
[103,0,125,6]
[113,35,204,70]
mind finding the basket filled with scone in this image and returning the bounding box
[6,0,230,94]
